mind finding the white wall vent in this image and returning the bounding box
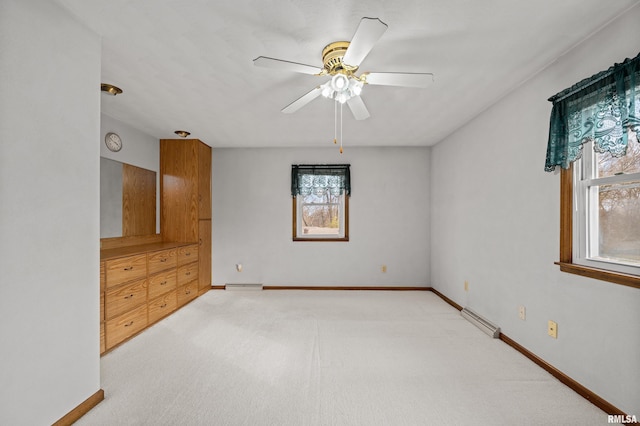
[225,283,263,291]
[461,307,500,338]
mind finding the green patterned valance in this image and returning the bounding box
[545,52,640,172]
[291,164,351,197]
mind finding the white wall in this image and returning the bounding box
[100,114,160,236]
[430,4,640,414]
[100,114,159,172]
[0,1,102,424]
[212,147,430,287]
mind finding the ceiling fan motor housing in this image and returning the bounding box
[322,41,358,75]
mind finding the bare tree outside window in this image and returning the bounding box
[595,131,640,264]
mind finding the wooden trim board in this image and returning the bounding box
[429,287,463,311]
[264,286,431,291]
[498,333,626,417]
[52,389,104,426]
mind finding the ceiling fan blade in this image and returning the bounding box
[342,17,388,67]
[253,56,323,75]
[346,96,370,120]
[364,72,434,88]
[282,86,323,113]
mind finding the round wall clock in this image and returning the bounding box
[105,132,122,152]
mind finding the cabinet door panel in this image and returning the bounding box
[198,220,211,291]
[198,143,211,219]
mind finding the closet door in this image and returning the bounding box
[198,219,212,292]
[198,142,211,220]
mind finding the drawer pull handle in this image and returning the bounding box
[185,252,191,256]
[160,258,167,263]
[124,321,134,327]
[160,303,167,308]
[161,281,167,285]
[185,290,191,295]
[123,266,133,271]
[124,294,134,299]
[186,272,191,276]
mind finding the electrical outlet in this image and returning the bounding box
[548,320,558,338]
[464,280,469,292]
[381,265,387,273]
[518,306,526,320]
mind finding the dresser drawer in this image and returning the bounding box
[177,282,197,306]
[100,261,105,291]
[105,278,147,320]
[100,323,105,354]
[148,269,177,300]
[105,304,148,350]
[100,290,105,322]
[177,262,199,286]
[105,254,147,288]
[148,290,177,324]
[148,248,177,275]
[177,244,199,265]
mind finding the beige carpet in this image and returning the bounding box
[78,290,607,425]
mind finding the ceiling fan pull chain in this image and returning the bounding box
[340,102,344,154]
[334,100,337,145]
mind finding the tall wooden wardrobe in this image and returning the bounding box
[160,139,212,295]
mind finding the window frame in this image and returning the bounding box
[292,193,349,242]
[557,165,640,289]
[291,164,351,243]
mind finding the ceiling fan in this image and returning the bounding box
[253,17,434,121]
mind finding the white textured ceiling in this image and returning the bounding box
[56,0,639,148]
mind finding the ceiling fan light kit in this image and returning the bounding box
[254,17,433,152]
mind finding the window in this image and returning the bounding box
[547,52,640,288]
[291,164,350,241]
[573,137,640,276]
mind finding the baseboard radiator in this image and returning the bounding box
[461,307,500,338]
[225,283,263,291]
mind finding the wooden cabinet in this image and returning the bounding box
[100,241,196,355]
[198,219,212,294]
[100,261,105,354]
[98,139,211,355]
[160,139,212,293]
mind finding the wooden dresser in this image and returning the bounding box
[100,241,199,354]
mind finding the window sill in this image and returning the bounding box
[293,237,349,242]
[555,262,640,289]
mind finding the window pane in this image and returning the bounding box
[596,131,640,177]
[301,204,340,235]
[594,180,640,264]
[300,190,343,237]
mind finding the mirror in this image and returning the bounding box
[100,157,157,238]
